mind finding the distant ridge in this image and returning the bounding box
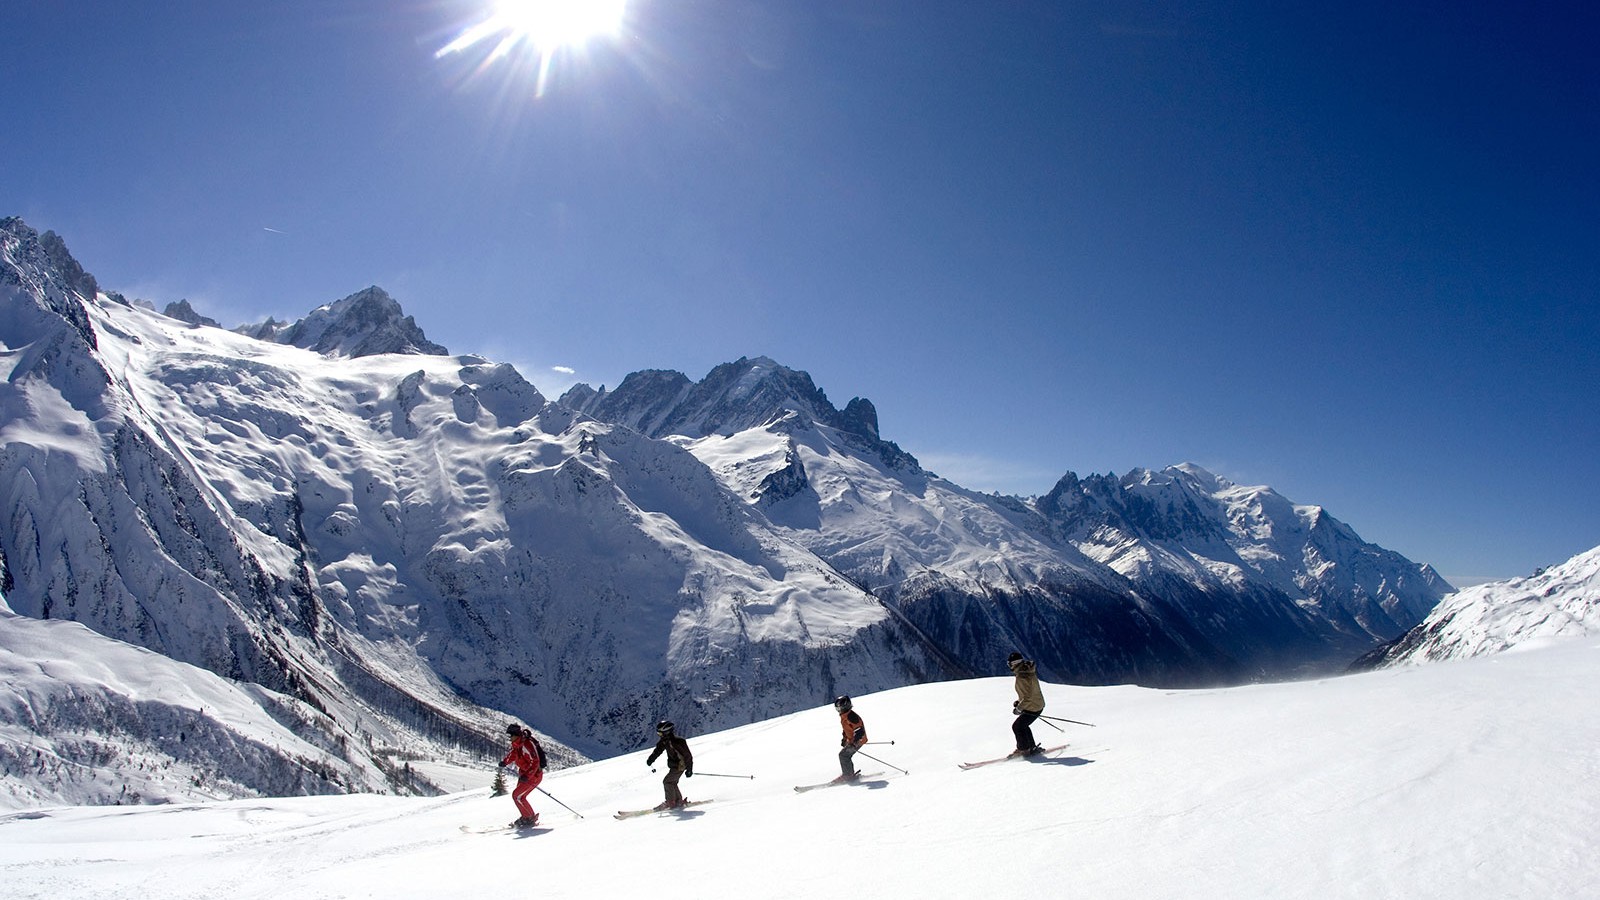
[1356,545,1600,668]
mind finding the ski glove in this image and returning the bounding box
[685,770,693,778]
[1012,702,1021,715]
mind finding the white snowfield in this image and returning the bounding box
[3,639,1597,899]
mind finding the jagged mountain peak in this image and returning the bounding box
[682,355,837,435]
[162,298,219,328]
[560,356,918,471]
[2,217,99,317]
[1,217,100,305]
[0,220,112,409]
[563,356,837,437]
[238,286,448,358]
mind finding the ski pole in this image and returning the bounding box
[864,741,896,746]
[1037,716,1065,733]
[1038,715,1097,728]
[537,787,584,819]
[688,771,755,780]
[856,750,908,775]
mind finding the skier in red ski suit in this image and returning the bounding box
[500,723,546,828]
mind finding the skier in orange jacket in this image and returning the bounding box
[835,695,868,781]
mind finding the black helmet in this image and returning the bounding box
[656,720,675,736]
[1007,651,1024,665]
[833,696,852,712]
[506,723,522,736]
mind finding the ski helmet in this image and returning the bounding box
[506,723,522,736]
[833,696,852,713]
[656,720,675,736]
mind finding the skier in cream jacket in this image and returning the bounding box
[1008,651,1045,756]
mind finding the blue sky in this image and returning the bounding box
[4,1,1596,584]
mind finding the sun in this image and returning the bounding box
[493,0,625,49]
[436,0,627,95]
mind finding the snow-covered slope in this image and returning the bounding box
[4,639,1597,899]
[1361,545,1600,666]
[0,595,398,808]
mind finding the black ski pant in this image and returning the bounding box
[1012,711,1040,751]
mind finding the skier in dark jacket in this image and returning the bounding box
[499,723,546,828]
[645,720,694,810]
[834,696,868,781]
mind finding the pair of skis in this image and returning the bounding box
[793,771,884,793]
[957,743,1071,769]
[798,742,1072,784]
[460,822,548,835]
[613,799,713,820]
[466,800,715,830]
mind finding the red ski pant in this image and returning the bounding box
[512,771,543,819]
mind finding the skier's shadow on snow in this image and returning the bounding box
[1033,756,1095,768]
[670,809,709,820]
[848,778,892,790]
[510,827,554,839]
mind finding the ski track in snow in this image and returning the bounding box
[3,640,1599,899]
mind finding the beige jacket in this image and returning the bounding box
[1011,659,1045,714]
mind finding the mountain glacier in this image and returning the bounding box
[1,217,1450,807]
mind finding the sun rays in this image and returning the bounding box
[437,0,627,97]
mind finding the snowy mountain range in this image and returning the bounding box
[562,363,1449,678]
[1,218,1449,807]
[1357,544,1600,667]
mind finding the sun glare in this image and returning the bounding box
[495,0,625,49]
[436,0,627,95]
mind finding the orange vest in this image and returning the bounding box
[840,710,867,746]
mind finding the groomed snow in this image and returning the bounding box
[4,639,1597,899]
